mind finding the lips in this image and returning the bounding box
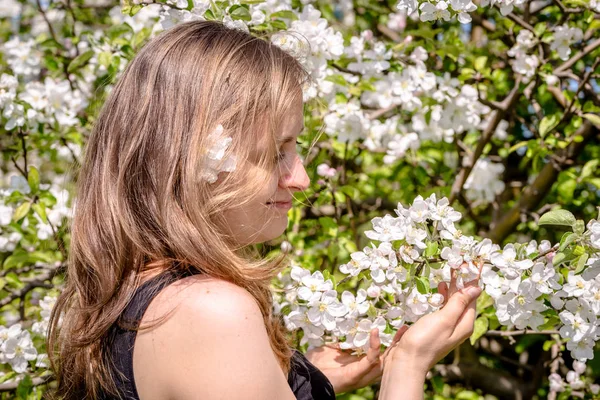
[267,200,293,210]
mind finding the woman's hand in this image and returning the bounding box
[385,277,482,375]
[378,274,482,400]
[308,268,482,394]
[305,327,405,394]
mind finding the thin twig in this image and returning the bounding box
[486,329,560,336]
[0,374,54,392]
[555,37,600,73]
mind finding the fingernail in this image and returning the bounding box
[465,286,481,296]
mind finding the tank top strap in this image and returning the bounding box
[102,267,199,400]
[118,267,197,329]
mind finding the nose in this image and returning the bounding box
[279,155,310,192]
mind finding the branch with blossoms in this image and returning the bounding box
[276,195,600,395]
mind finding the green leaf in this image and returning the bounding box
[415,276,430,294]
[122,3,143,16]
[67,50,94,74]
[534,22,547,36]
[574,253,589,274]
[583,113,600,127]
[552,252,566,266]
[559,232,578,251]
[474,56,487,71]
[470,316,489,345]
[589,178,600,189]
[5,272,23,289]
[16,375,33,400]
[325,74,349,87]
[424,241,438,258]
[12,201,31,222]
[270,10,298,20]
[3,252,30,269]
[573,220,585,235]
[0,371,16,384]
[107,23,134,40]
[318,217,338,237]
[229,5,251,20]
[27,166,39,193]
[431,375,444,394]
[32,202,48,224]
[333,191,346,203]
[98,51,112,68]
[538,209,576,228]
[580,159,599,181]
[557,179,577,202]
[476,290,494,312]
[508,141,528,154]
[539,114,560,138]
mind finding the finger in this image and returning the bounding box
[438,282,449,305]
[324,341,342,350]
[476,260,484,280]
[449,268,458,297]
[391,325,408,346]
[439,285,481,326]
[381,325,408,362]
[449,295,478,342]
[367,329,381,364]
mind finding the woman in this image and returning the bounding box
[47,20,481,400]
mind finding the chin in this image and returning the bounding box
[256,216,289,244]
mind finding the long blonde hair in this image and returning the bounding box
[47,20,311,399]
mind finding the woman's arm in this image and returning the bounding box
[133,275,297,400]
[378,282,482,400]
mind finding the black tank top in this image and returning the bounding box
[100,268,336,400]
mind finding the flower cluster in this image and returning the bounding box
[550,25,583,61]
[507,30,539,82]
[200,124,236,184]
[279,195,600,369]
[549,360,600,395]
[0,324,37,373]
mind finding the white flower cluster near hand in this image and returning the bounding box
[279,195,600,367]
[200,124,236,184]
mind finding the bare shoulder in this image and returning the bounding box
[133,274,294,400]
[152,274,262,321]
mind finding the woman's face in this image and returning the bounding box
[223,99,310,246]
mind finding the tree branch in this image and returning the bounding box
[449,78,523,204]
[0,265,62,308]
[507,12,536,33]
[486,329,560,336]
[487,120,598,243]
[555,37,600,73]
[0,374,54,392]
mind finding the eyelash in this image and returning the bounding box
[276,140,302,162]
